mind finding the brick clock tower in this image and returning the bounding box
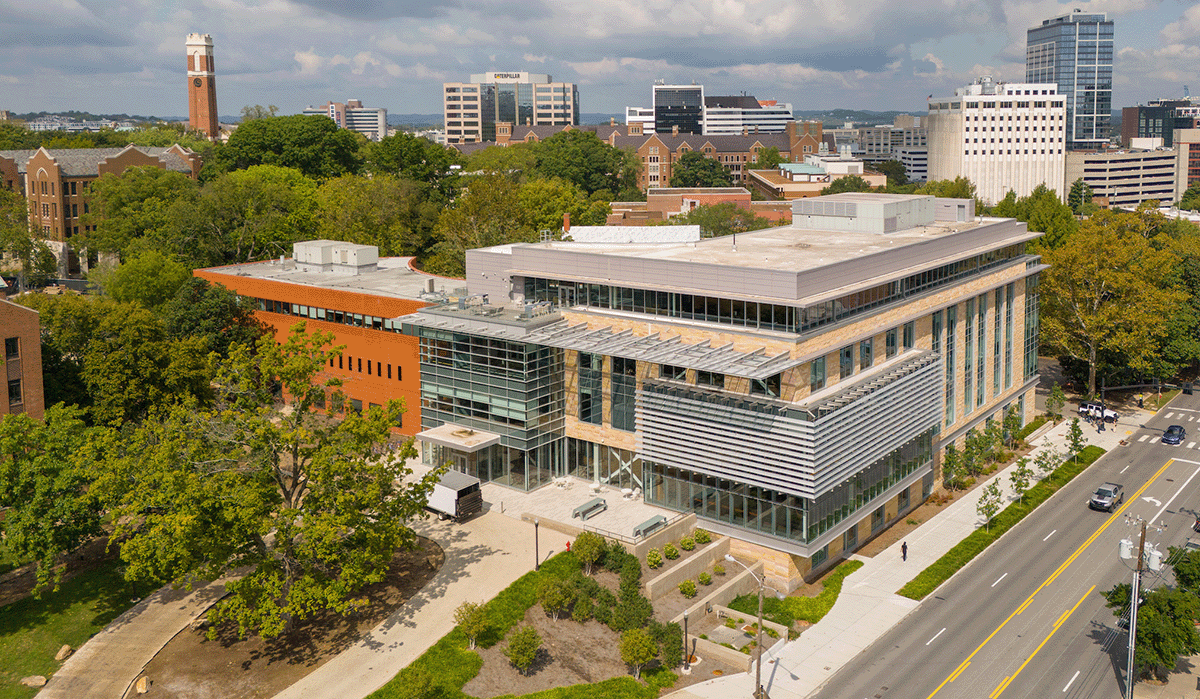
[186,33,219,138]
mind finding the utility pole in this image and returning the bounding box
[1126,521,1147,699]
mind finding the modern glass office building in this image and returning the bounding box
[443,72,580,144]
[401,193,1046,582]
[653,84,704,135]
[1026,10,1113,149]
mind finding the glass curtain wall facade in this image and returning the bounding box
[1026,12,1113,148]
[654,86,704,134]
[413,327,565,491]
[645,428,934,544]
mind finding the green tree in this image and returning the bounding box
[1003,405,1023,448]
[1068,178,1094,215]
[1022,184,1078,250]
[535,130,639,195]
[454,601,487,650]
[667,202,772,238]
[94,323,442,638]
[1180,182,1200,212]
[620,627,659,679]
[875,160,908,187]
[963,428,988,476]
[314,174,440,257]
[81,165,199,257]
[366,132,462,198]
[504,625,542,675]
[918,176,977,200]
[159,277,267,359]
[465,143,539,178]
[240,104,279,121]
[746,146,785,171]
[1009,457,1033,504]
[976,480,1002,531]
[0,405,104,593]
[1103,583,1200,681]
[942,444,967,490]
[669,151,733,188]
[212,114,363,179]
[820,175,873,195]
[169,165,320,267]
[1066,418,1086,457]
[1034,440,1063,478]
[1046,382,1066,420]
[1041,209,1186,396]
[102,249,190,309]
[518,177,609,234]
[424,173,537,277]
[573,531,605,575]
[0,186,57,291]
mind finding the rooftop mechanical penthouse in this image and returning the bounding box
[400,193,1045,584]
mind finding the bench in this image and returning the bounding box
[634,514,668,538]
[572,497,607,521]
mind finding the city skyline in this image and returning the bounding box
[0,1,1195,119]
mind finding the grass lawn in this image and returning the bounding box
[0,559,158,699]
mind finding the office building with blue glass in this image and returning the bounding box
[401,193,1045,578]
[1026,10,1113,150]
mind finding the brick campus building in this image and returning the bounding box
[399,193,1043,589]
[1,297,45,421]
[195,240,450,436]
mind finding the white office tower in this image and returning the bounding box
[926,76,1066,204]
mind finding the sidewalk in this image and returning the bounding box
[668,410,1141,699]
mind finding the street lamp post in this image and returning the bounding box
[683,612,690,671]
[726,554,783,699]
[534,518,540,571]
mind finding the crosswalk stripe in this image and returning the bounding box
[1151,437,1161,444]
[1189,442,1196,449]
[1139,435,1149,442]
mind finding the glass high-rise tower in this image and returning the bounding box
[1026,10,1113,150]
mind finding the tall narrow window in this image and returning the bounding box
[976,294,986,407]
[903,321,915,350]
[886,328,897,359]
[579,352,603,425]
[1024,275,1040,379]
[810,356,826,392]
[611,356,636,432]
[840,345,854,379]
[993,288,1003,395]
[1005,283,1014,389]
[860,338,873,369]
[964,299,974,415]
[945,308,957,426]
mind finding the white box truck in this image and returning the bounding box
[427,470,483,521]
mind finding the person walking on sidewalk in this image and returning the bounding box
[902,541,908,561]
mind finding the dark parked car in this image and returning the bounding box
[1163,425,1186,445]
[1090,483,1124,512]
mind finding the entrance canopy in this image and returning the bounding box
[417,423,502,453]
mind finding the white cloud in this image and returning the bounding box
[1162,4,1200,43]
[375,34,438,56]
[511,35,531,45]
[523,53,547,63]
[419,23,496,46]
[293,47,323,75]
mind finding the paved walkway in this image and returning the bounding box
[39,577,231,699]
[668,409,1142,699]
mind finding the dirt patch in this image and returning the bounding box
[133,537,443,699]
[462,603,743,698]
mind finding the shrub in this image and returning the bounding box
[571,596,593,623]
[646,548,663,569]
[503,625,542,675]
[573,531,606,575]
[611,594,654,631]
[698,571,712,586]
[713,563,726,576]
[725,617,736,629]
[664,543,679,560]
[729,559,864,628]
[694,528,712,544]
[603,539,631,573]
[679,536,695,551]
[620,628,659,679]
[647,620,683,669]
[537,577,574,621]
[619,557,643,594]
[679,579,697,598]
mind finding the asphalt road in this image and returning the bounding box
[811,396,1200,699]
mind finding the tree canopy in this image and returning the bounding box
[211,115,363,179]
[94,323,442,638]
[875,160,908,187]
[665,202,773,238]
[82,166,199,257]
[1041,208,1186,396]
[669,151,733,188]
[366,132,462,198]
[101,248,191,310]
[820,175,874,195]
[1180,182,1200,212]
[534,130,639,195]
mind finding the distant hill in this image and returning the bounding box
[794,110,921,126]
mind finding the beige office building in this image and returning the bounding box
[443,72,579,144]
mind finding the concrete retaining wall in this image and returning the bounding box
[673,562,763,624]
[644,537,730,600]
[691,637,752,674]
[632,514,698,559]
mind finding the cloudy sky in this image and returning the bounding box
[1,0,1197,119]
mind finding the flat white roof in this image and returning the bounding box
[203,256,456,300]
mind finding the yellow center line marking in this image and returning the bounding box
[923,459,1174,699]
[991,585,1096,699]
